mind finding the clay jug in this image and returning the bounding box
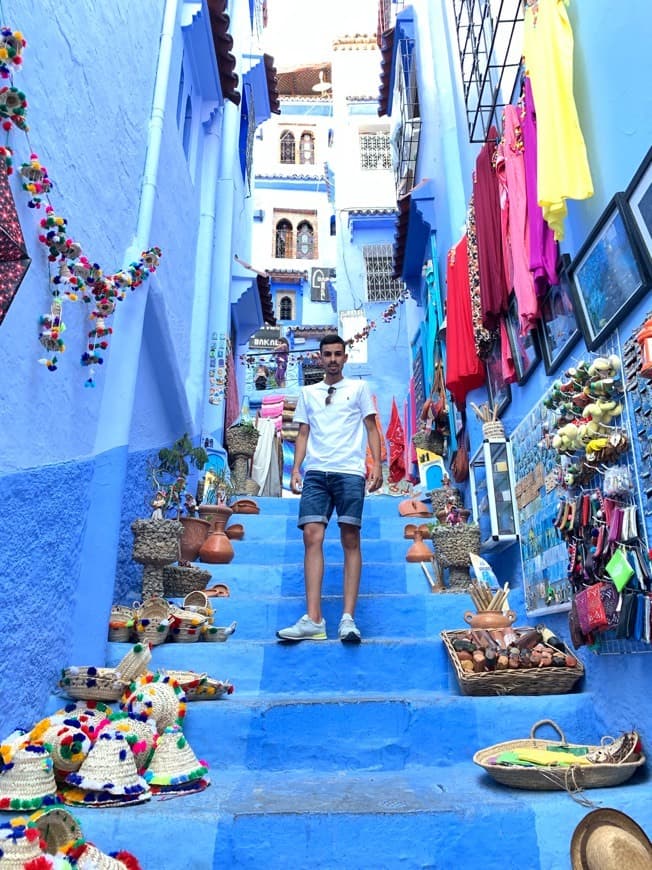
[198,504,235,564]
[405,529,433,563]
[463,609,517,629]
[179,516,210,561]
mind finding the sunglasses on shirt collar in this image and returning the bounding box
[325,386,336,406]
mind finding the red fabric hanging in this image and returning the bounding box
[445,237,486,406]
[385,398,406,483]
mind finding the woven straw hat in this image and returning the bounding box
[37,722,92,774]
[47,701,114,733]
[114,643,152,683]
[120,673,187,734]
[63,730,149,804]
[571,808,652,869]
[143,725,209,793]
[0,744,59,812]
[29,806,82,854]
[67,840,142,869]
[103,713,158,773]
[0,817,44,867]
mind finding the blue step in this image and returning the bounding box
[44,492,652,870]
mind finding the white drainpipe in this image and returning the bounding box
[71,0,180,662]
[95,0,180,453]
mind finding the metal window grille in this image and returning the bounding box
[394,36,421,197]
[359,132,392,170]
[280,130,296,163]
[452,0,525,143]
[296,221,315,259]
[363,243,406,301]
[279,296,293,320]
[275,220,293,258]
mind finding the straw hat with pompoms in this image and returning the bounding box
[143,725,209,794]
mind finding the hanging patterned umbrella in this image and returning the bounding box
[0,165,31,327]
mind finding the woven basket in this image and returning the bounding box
[134,597,172,646]
[59,668,129,702]
[441,628,584,696]
[473,719,645,792]
[114,642,152,683]
[183,591,214,622]
[108,605,135,643]
[432,524,481,567]
[225,425,259,458]
[482,421,506,439]
[202,621,236,643]
[162,565,212,597]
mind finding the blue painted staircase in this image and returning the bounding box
[62,496,650,868]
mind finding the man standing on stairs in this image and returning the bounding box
[276,334,383,644]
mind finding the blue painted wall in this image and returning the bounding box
[413,0,652,748]
[0,0,260,737]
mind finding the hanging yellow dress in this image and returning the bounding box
[523,0,593,241]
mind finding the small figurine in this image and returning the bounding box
[183,492,198,517]
[150,490,167,520]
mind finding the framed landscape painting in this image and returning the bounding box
[568,193,652,350]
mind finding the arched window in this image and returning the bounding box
[275,219,293,258]
[296,221,314,259]
[280,130,296,163]
[300,131,315,165]
[182,95,192,158]
[279,296,293,320]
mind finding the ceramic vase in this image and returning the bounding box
[405,529,434,563]
[463,609,517,629]
[179,516,211,561]
[198,504,235,564]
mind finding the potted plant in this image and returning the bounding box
[131,434,208,596]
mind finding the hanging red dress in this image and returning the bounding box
[445,237,486,406]
[473,126,509,330]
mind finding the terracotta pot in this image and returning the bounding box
[463,609,517,629]
[198,504,235,564]
[179,516,210,561]
[405,530,434,563]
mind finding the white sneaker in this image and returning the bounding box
[338,613,361,644]
[276,614,327,642]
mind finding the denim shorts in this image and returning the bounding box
[298,471,366,528]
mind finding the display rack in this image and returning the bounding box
[469,437,519,551]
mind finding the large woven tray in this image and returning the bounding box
[441,627,584,696]
[474,719,645,792]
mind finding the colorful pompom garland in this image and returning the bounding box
[0,27,162,384]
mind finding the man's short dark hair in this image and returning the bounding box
[319,333,346,352]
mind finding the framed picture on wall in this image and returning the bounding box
[568,193,652,350]
[485,334,511,418]
[624,146,652,270]
[537,254,581,374]
[505,292,541,384]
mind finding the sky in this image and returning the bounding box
[262,0,379,67]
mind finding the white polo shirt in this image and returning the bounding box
[293,377,376,477]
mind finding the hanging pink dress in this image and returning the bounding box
[502,104,539,333]
[522,76,559,292]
